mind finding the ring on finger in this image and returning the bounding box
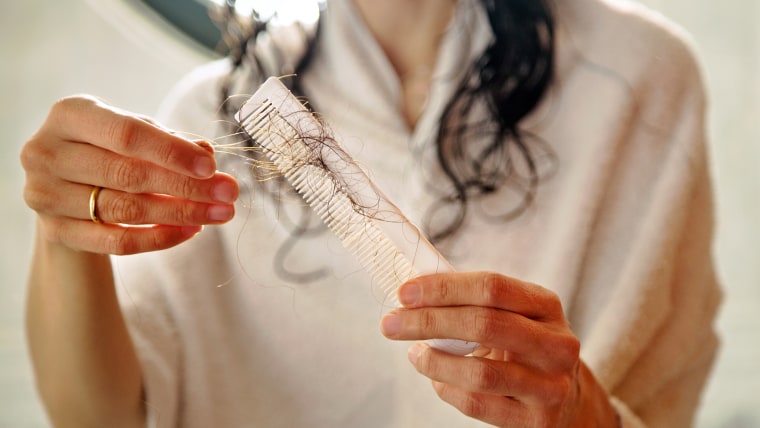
[89,186,103,224]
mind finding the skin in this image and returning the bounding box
[21,1,616,427]
[380,273,619,427]
[353,0,456,128]
[21,95,239,427]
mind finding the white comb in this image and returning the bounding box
[236,77,478,356]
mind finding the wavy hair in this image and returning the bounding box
[217,0,555,244]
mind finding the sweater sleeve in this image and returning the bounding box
[113,60,236,428]
[602,151,722,427]
[569,20,723,426]
[115,257,182,428]
[606,141,721,427]
[608,140,721,427]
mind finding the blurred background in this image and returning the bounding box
[1,0,757,426]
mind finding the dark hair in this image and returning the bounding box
[218,0,554,244]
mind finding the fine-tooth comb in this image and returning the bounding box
[236,77,478,355]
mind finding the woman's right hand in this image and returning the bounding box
[21,95,239,255]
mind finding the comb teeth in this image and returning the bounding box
[240,102,412,303]
[236,77,478,355]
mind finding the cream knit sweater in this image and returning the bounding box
[115,0,721,426]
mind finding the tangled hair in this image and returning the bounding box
[217,0,555,244]
[430,0,555,241]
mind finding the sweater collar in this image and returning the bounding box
[319,0,493,140]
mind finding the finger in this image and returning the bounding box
[132,113,174,133]
[94,188,235,226]
[52,142,238,203]
[195,139,216,155]
[31,181,234,226]
[39,215,202,255]
[430,380,532,427]
[46,95,216,178]
[399,272,564,321]
[381,307,579,364]
[409,343,551,398]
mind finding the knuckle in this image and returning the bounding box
[23,186,50,213]
[178,202,204,225]
[49,95,97,126]
[102,229,137,255]
[19,142,36,172]
[162,175,196,200]
[48,94,102,131]
[163,199,198,225]
[54,94,96,108]
[49,95,82,117]
[558,374,574,400]
[468,361,502,391]
[542,288,563,317]
[108,194,145,224]
[431,275,450,302]
[564,336,581,360]
[152,138,183,167]
[105,158,145,192]
[479,272,508,306]
[176,177,197,199]
[105,115,143,153]
[546,374,574,405]
[419,310,439,335]
[458,393,488,419]
[414,346,433,374]
[472,308,501,343]
[20,136,53,174]
[558,336,581,367]
[151,230,168,252]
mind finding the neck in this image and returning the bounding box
[352,0,456,77]
[352,0,457,128]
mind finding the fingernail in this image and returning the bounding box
[194,155,215,178]
[208,205,234,221]
[381,313,401,337]
[408,343,425,365]
[197,140,215,155]
[181,225,203,237]
[212,181,237,203]
[399,282,421,307]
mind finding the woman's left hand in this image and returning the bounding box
[380,272,618,427]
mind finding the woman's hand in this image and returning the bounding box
[21,95,239,425]
[380,272,618,427]
[21,95,239,255]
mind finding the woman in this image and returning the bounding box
[21,0,721,426]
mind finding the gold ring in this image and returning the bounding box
[89,186,103,224]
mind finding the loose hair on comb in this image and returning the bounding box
[216,0,556,247]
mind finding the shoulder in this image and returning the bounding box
[554,0,707,128]
[156,21,315,137]
[155,59,233,138]
[556,0,704,87]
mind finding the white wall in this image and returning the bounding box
[0,1,209,426]
[635,1,760,426]
[0,1,757,426]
